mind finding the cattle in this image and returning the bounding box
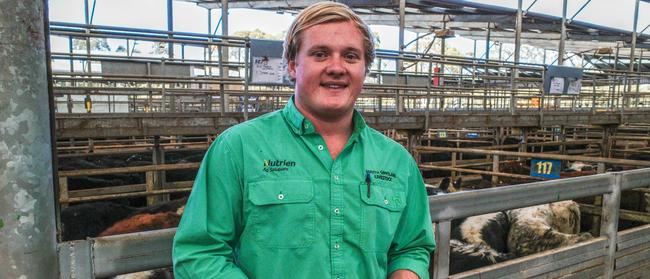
[449,239,512,275]
[443,200,592,274]
[99,211,182,237]
[99,205,185,279]
[448,211,512,274]
[61,197,187,241]
[506,200,592,257]
[566,161,594,172]
[426,177,461,196]
[451,212,510,254]
[61,202,136,241]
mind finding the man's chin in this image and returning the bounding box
[314,106,354,120]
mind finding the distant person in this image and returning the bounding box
[173,2,435,278]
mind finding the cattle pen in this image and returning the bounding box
[56,168,650,278]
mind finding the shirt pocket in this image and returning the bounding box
[248,179,315,248]
[358,181,406,252]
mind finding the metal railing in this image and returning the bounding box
[58,168,650,278]
[49,22,650,117]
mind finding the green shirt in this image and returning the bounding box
[173,98,435,279]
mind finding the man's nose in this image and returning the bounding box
[325,55,346,75]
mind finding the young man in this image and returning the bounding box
[173,2,435,278]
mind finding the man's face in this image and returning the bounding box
[288,20,367,121]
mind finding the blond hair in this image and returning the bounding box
[283,2,375,72]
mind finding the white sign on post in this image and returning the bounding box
[549,77,565,94]
[567,78,582,94]
[251,56,285,84]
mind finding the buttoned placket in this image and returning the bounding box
[330,156,344,279]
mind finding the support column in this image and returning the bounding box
[167,0,174,58]
[206,8,213,112]
[558,0,567,65]
[485,23,491,61]
[627,0,640,100]
[629,0,640,73]
[150,136,167,205]
[511,0,522,113]
[220,0,229,113]
[0,0,58,277]
[397,0,405,114]
[439,19,447,111]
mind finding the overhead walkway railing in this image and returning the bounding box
[58,168,650,278]
[49,22,650,115]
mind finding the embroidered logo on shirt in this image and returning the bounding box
[263,159,296,173]
[366,169,396,182]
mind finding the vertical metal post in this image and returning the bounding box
[611,45,620,110]
[425,59,432,130]
[491,154,500,185]
[511,0,523,114]
[243,41,250,121]
[397,0,405,115]
[167,0,174,58]
[0,0,58,277]
[151,136,166,205]
[636,50,643,107]
[484,24,491,110]
[432,220,451,279]
[627,0,640,104]
[83,0,91,74]
[485,23,491,61]
[440,20,446,111]
[207,8,213,112]
[221,0,229,113]
[473,39,477,59]
[601,173,622,279]
[451,152,457,181]
[558,0,567,65]
[629,0,640,73]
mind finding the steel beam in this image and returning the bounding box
[0,0,58,278]
[629,0,640,72]
[558,0,567,65]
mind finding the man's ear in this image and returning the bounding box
[287,59,297,80]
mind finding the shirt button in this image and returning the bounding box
[334,243,340,249]
[278,194,285,200]
[334,208,340,214]
[317,145,324,151]
[384,199,389,205]
[334,175,339,181]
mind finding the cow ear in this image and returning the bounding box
[438,177,450,191]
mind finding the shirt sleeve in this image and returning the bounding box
[173,135,249,279]
[387,157,436,279]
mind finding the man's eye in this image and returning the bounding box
[345,53,360,60]
[313,51,327,58]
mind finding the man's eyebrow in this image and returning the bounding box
[306,45,329,52]
[306,45,362,53]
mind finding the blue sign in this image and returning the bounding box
[466,132,479,138]
[530,159,561,179]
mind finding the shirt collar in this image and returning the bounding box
[282,95,367,137]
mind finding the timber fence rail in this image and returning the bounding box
[58,162,200,205]
[414,146,650,184]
